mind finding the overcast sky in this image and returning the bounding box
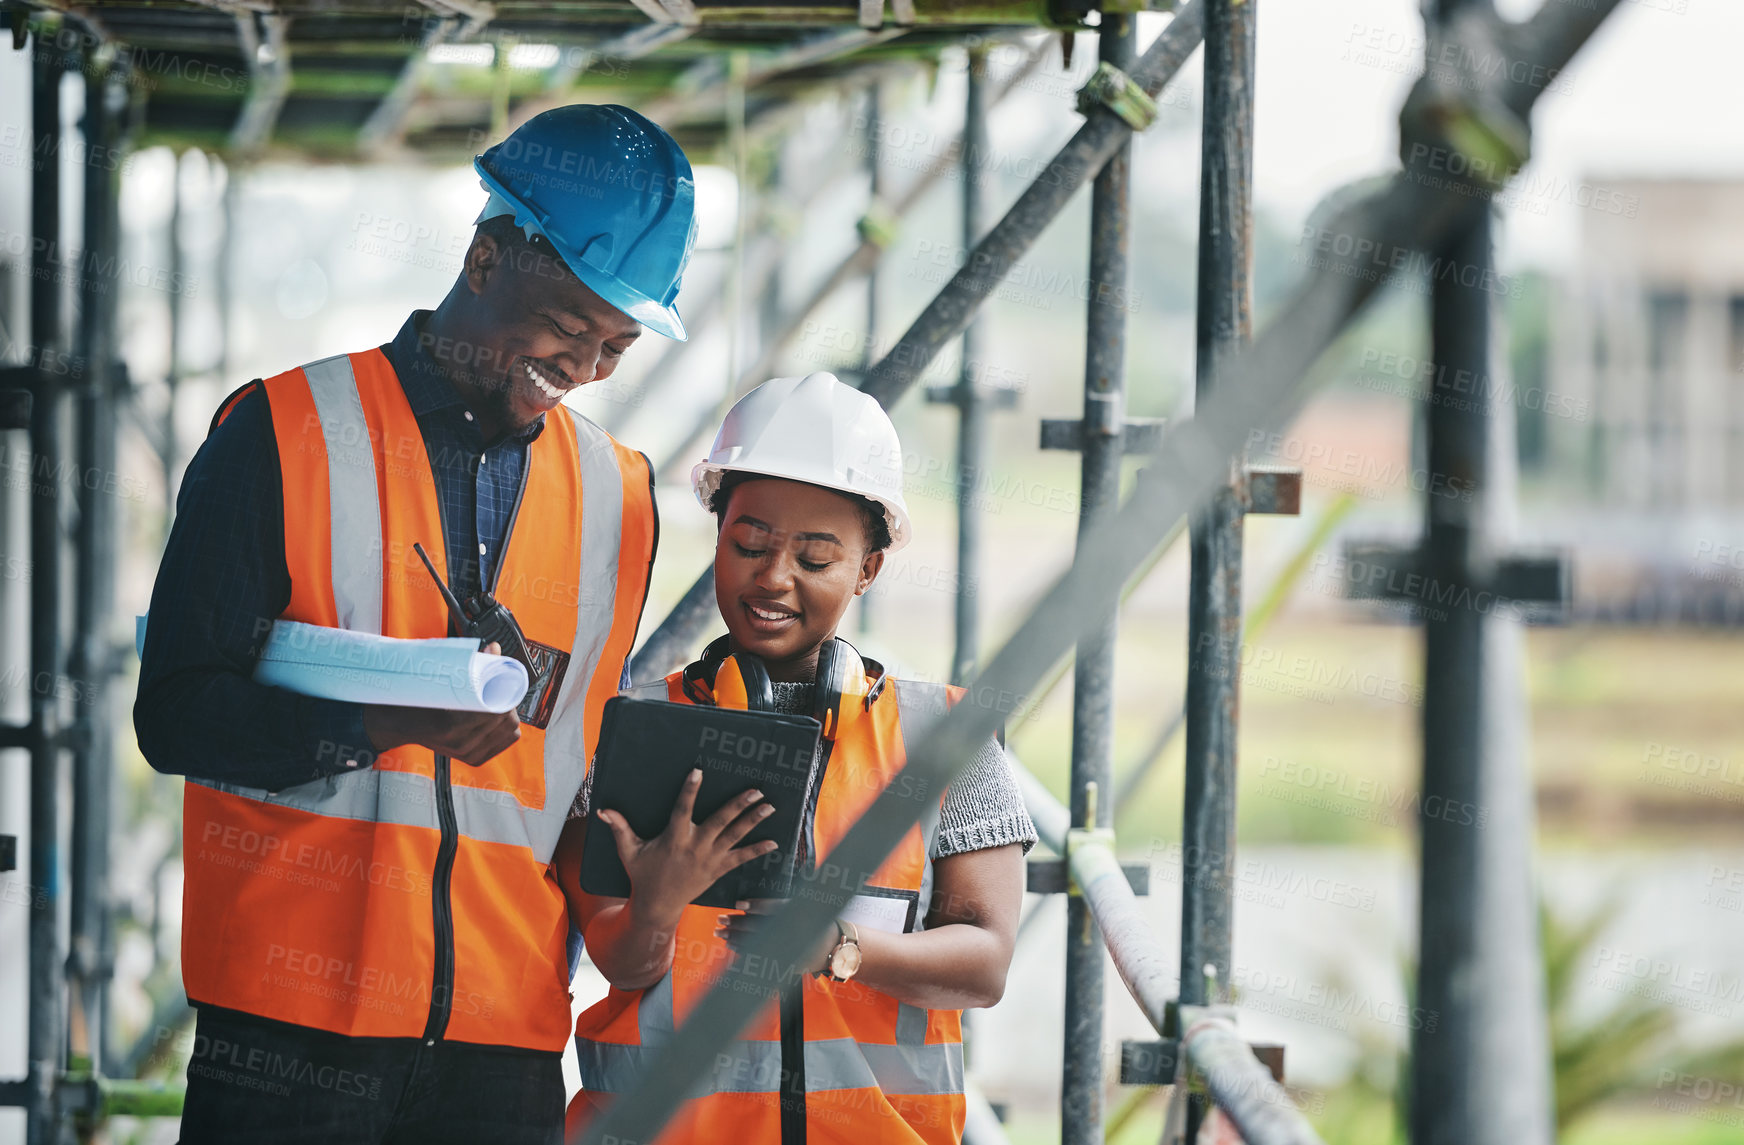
[1216,0,1742,269]
[718,0,1744,279]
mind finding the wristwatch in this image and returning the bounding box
[822,918,862,983]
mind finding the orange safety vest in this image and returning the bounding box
[570,664,967,1145]
[180,348,656,1052]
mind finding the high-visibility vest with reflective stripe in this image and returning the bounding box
[570,668,967,1145]
[181,348,656,1052]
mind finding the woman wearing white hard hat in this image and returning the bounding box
[563,373,1037,1144]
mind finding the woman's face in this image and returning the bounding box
[713,478,885,678]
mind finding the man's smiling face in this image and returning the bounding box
[444,227,643,436]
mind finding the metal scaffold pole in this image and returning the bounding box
[858,83,883,637]
[1061,16,1134,1145]
[68,59,125,1088]
[863,82,882,367]
[1180,0,1255,1092]
[27,28,69,1145]
[943,48,993,684]
[1407,6,1557,1143]
[162,151,183,520]
[1411,194,1554,1145]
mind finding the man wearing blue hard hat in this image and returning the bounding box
[136,105,696,1144]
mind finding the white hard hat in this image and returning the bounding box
[692,372,912,552]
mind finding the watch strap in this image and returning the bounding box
[824,917,861,982]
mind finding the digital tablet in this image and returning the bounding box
[579,696,823,908]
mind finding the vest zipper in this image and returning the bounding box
[422,751,460,1043]
[779,976,807,1145]
[419,403,512,1044]
[780,733,829,1145]
[796,738,834,877]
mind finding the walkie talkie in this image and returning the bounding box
[412,541,536,676]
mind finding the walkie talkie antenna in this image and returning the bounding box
[412,542,470,624]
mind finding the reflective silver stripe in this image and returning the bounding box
[694,1038,891,1093]
[891,678,951,739]
[804,1039,881,1092]
[621,679,671,702]
[573,1039,658,1095]
[576,1034,962,1096]
[187,768,437,830]
[894,1003,928,1047]
[189,770,534,845]
[860,1041,966,1096]
[450,783,542,847]
[187,767,526,843]
[916,854,936,931]
[581,970,716,1094]
[188,763,548,844]
[186,358,391,821]
[304,354,383,636]
[861,1002,964,1095]
[640,972,678,1037]
[577,964,962,1097]
[532,410,630,862]
[577,1037,786,1096]
[895,679,950,928]
[708,1039,795,1094]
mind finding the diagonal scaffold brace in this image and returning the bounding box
[577,4,1624,1143]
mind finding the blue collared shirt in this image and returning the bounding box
[136,311,545,790]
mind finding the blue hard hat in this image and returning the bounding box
[475,105,698,341]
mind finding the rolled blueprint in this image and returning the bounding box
[136,615,529,713]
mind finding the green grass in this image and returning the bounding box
[1563,1105,1744,1145]
[981,617,1743,851]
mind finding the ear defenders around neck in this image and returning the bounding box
[686,635,873,740]
[712,647,774,711]
[685,635,775,711]
[812,637,870,740]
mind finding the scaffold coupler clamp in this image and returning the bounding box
[1177,1004,1240,1096]
[1076,61,1158,132]
[1177,1002,1238,1034]
[1063,823,1117,897]
[1398,6,1531,193]
[856,199,900,250]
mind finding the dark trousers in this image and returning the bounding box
[178,1008,563,1145]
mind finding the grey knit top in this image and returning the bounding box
[569,681,1037,860]
[766,681,1037,860]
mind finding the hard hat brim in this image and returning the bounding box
[692,460,912,554]
[473,162,689,342]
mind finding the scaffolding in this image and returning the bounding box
[0,0,1615,1141]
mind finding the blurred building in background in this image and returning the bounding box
[1549,179,1744,621]
[1555,179,1744,511]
